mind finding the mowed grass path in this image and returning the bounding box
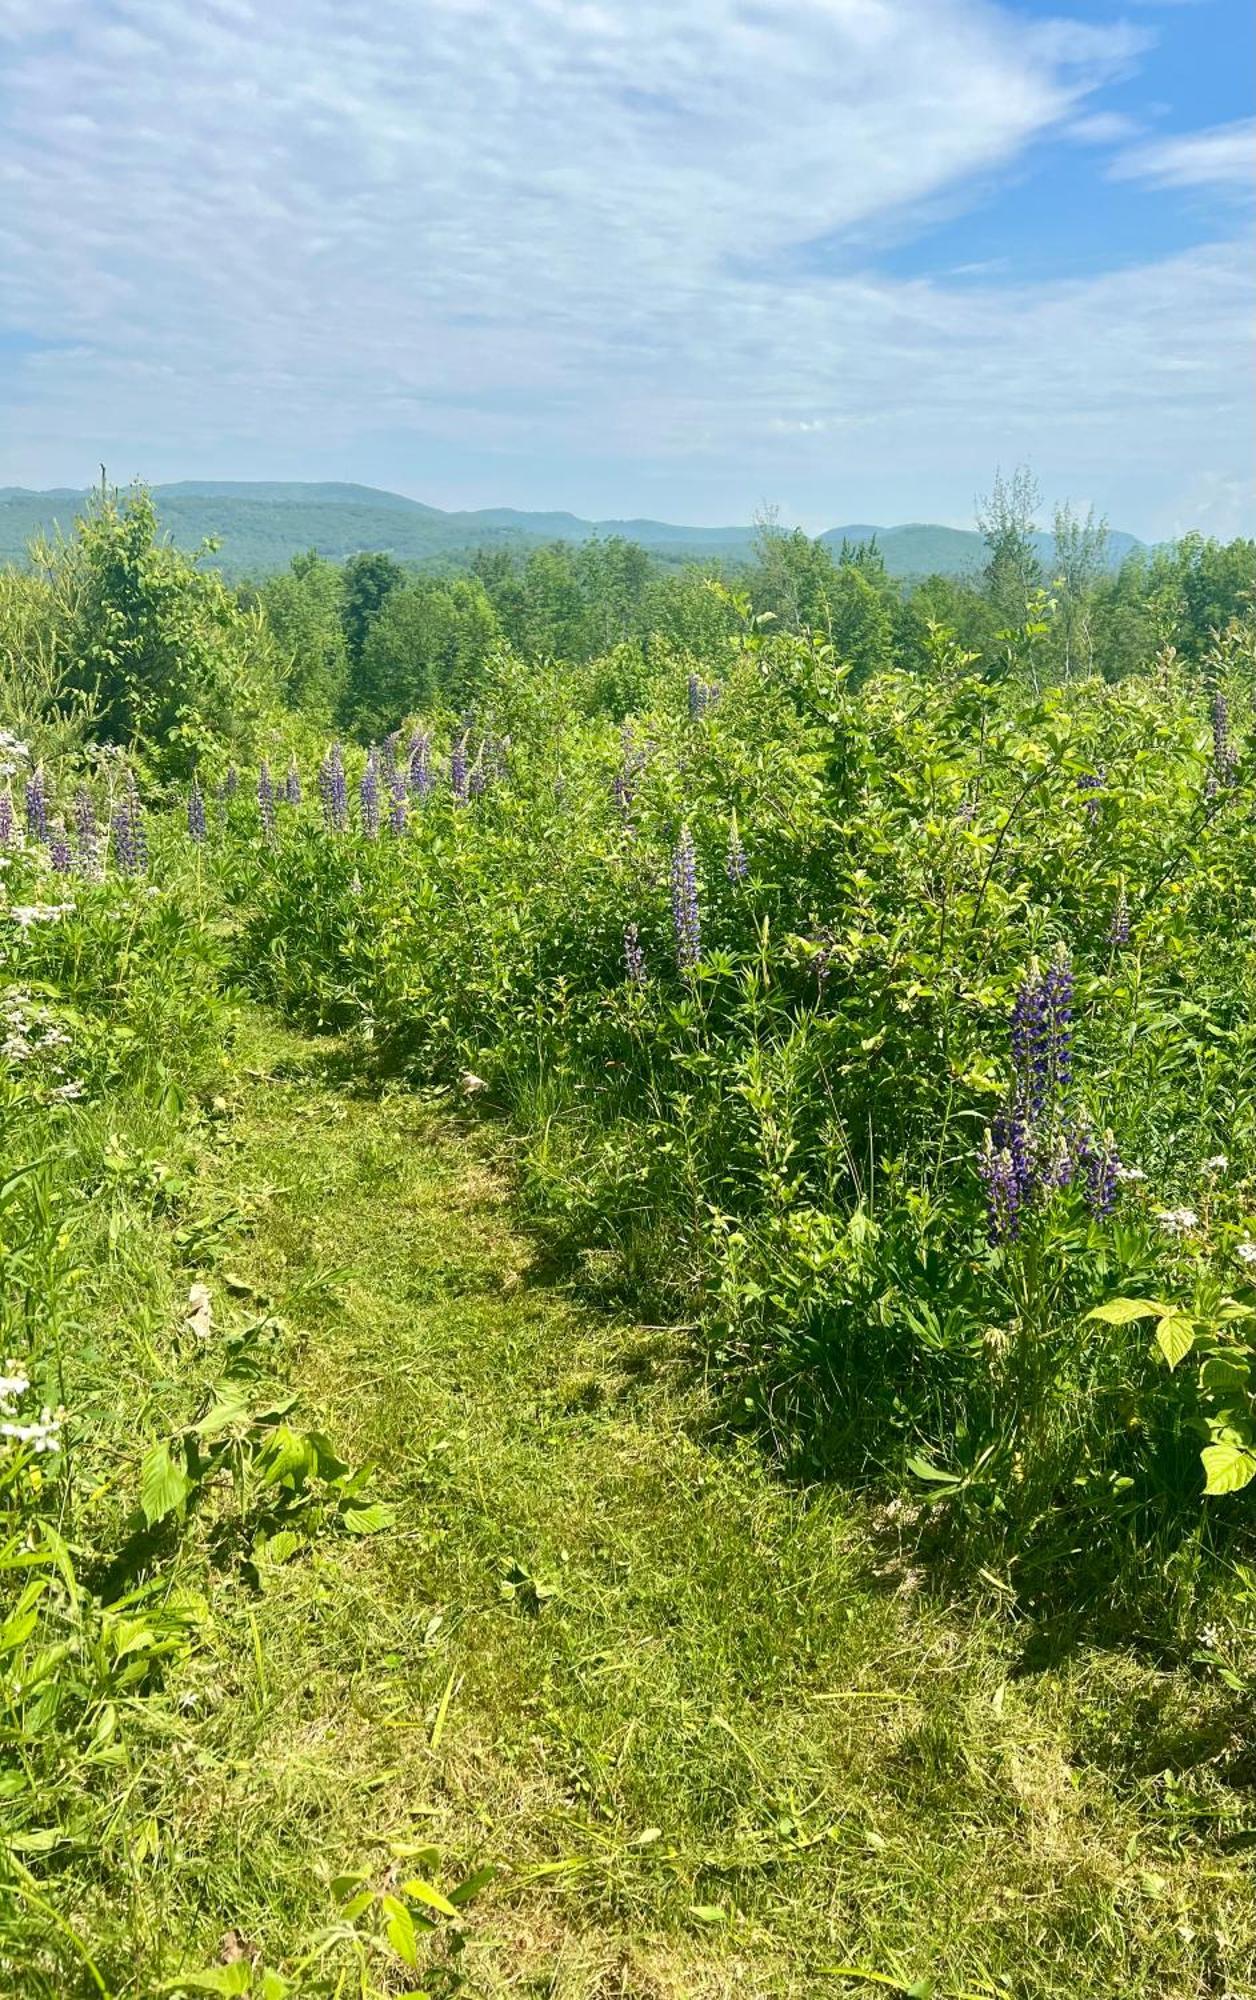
[131,1018,1253,1999]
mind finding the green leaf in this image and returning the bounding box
[341,1500,396,1535]
[1085,1298,1168,1326]
[447,1865,497,1907]
[140,1440,192,1527]
[688,1904,727,1924]
[382,1895,419,1968]
[164,1967,252,1996]
[1200,1354,1251,1394]
[905,1455,961,1485]
[399,1876,459,1918]
[1201,1442,1256,1496]
[1155,1315,1195,1371]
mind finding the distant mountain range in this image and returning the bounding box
[0,480,1148,580]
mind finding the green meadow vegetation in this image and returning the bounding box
[1,483,1256,1997]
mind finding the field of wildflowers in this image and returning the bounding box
[4,546,1256,1990]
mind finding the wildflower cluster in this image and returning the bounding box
[978,946,1121,1243]
[0,1362,62,1455]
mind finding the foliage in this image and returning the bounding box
[28,486,284,773]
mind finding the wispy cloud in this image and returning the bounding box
[1111,117,1255,190]
[0,1,1250,535]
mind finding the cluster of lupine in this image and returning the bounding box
[0,763,119,879]
[670,827,702,972]
[1208,690,1238,797]
[977,946,1121,1243]
[1109,883,1130,949]
[725,816,748,883]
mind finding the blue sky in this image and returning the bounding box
[0,0,1252,538]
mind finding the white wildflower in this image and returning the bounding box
[0,1406,62,1452]
[1155,1206,1198,1236]
[0,1369,31,1406]
[1236,1243,1256,1265]
[1114,1164,1147,1183]
[1198,1623,1222,1652]
[1205,1155,1229,1174]
[9,903,75,927]
[50,1080,85,1101]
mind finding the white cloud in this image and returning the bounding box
[1111,118,1256,190]
[0,0,1250,536]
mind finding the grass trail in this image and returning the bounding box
[118,1015,1253,1999]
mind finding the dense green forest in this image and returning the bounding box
[3,482,1256,1995]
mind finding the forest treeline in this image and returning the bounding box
[4,478,1250,772]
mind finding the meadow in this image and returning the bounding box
[1,487,1255,1997]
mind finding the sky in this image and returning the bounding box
[0,0,1252,538]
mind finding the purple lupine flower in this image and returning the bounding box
[284,758,301,807]
[112,780,147,876]
[1075,766,1106,824]
[687,673,706,719]
[450,735,469,805]
[623,922,646,985]
[360,747,381,837]
[0,789,13,849]
[1109,885,1130,949]
[73,785,97,852]
[389,770,407,836]
[407,731,431,800]
[24,766,48,842]
[257,760,277,843]
[319,743,348,832]
[224,765,240,799]
[48,819,72,874]
[382,730,400,782]
[725,820,748,883]
[978,1132,1023,1244]
[187,777,207,844]
[670,827,701,972]
[957,797,977,826]
[1208,690,1237,797]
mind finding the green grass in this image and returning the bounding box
[23,1012,1256,1999]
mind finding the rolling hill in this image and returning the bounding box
[0,481,1146,580]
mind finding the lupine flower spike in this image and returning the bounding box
[360,748,381,838]
[624,922,646,985]
[24,766,48,842]
[389,770,407,836]
[257,760,277,843]
[670,827,701,972]
[48,819,72,874]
